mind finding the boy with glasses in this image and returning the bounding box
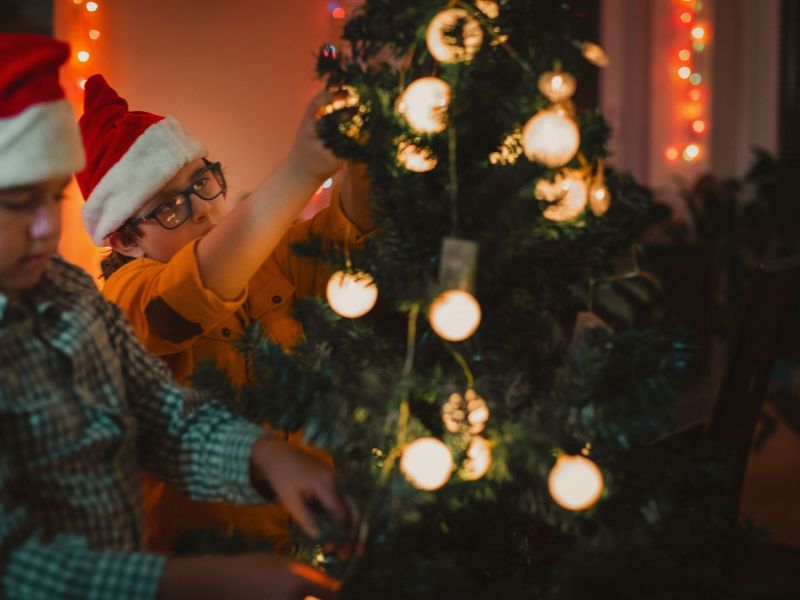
[0,33,346,599]
[77,73,373,551]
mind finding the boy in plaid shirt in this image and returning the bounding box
[0,34,348,600]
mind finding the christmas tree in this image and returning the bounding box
[195,1,753,597]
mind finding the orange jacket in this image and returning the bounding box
[102,186,364,552]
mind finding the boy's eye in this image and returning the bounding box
[193,177,209,190]
[157,195,184,215]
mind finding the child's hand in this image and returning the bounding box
[159,553,340,600]
[286,90,345,184]
[249,436,356,539]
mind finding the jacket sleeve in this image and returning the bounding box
[100,298,267,506]
[102,239,247,356]
[1,520,165,600]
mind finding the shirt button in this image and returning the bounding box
[222,327,231,337]
[271,295,282,304]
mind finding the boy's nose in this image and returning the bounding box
[190,194,210,221]
[30,202,59,239]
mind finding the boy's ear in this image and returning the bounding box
[106,231,144,258]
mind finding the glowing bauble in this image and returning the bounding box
[429,290,482,341]
[475,0,500,19]
[442,389,490,434]
[462,436,492,481]
[535,171,588,222]
[396,139,437,172]
[548,454,604,511]
[522,108,581,168]
[588,181,611,216]
[538,70,577,103]
[325,271,378,318]
[426,8,483,64]
[582,42,610,67]
[400,437,454,490]
[397,77,451,134]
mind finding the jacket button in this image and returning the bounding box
[271,295,282,304]
[222,327,231,337]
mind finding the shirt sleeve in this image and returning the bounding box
[102,239,247,356]
[266,179,368,299]
[2,525,165,600]
[99,297,267,506]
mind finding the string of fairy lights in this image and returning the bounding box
[665,0,709,164]
[68,0,101,91]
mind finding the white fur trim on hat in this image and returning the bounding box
[0,100,85,188]
[82,115,206,245]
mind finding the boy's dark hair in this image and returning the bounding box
[100,221,143,279]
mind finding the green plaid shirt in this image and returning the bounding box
[0,257,267,599]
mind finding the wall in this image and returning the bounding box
[600,0,781,194]
[54,0,342,278]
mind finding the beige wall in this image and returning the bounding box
[55,0,342,276]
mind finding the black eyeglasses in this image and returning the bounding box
[129,162,226,230]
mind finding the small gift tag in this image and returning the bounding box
[439,237,479,292]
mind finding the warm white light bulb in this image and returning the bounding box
[462,436,492,481]
[548,454,604,511]
[397,77,451,134]
[538,71,577,103]
[522,108,581,168]
[429,289,482,342]
[588,182,610,216]
[536,171,588,222]
[325,271,378,319]
[396,140,437,172]
[400,437,454,490]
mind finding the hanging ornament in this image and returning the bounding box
[426,8,484,64]
[429,289,482,341]
[396,138,437,172]
[538,70,577,103]
[588,183,610,216]
[461,436,492,480]
[400,437,454,490]
[442,389,490,435]
[431,237,481,341]
[581,41,610,67]
[397,77,451,134]
[326,270,378,318]
[489,128,523,165]
[548,454,604,511]
[475,0,500,19]
[535,169,588,222]
[522,106,580,168]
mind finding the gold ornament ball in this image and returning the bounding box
[397,77,451,134]
[426,8,484,64]
[538,70,577,103]
[396,139,437,172]
[548,454,604,511]
[537,171,588,222]
[429,289,482,342]
[589,181,611,216]
[582,42,610,67]
[462,436,492,481]
[476,0,500,19]
[325,270,378,319]
[400,437,454,490]
[522,108,581,168]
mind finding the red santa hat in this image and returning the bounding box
[77,74,206,245]
[0,34,85,188]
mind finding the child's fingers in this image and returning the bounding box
[311,478,350,526]
[283,491,320,539]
